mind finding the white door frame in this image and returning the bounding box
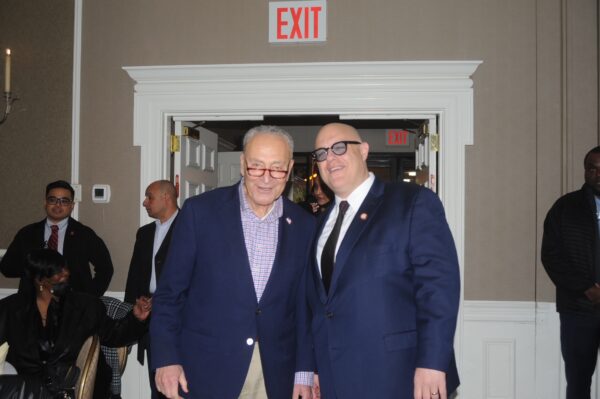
[124,60,481,373]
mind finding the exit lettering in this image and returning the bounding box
[387,130,410,146]
[269,1,327,43]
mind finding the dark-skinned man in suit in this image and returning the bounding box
[125,179,179,399]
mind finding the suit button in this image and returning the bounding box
[255,308,262,315]
[246,338,254,346]
[326,311,334,319]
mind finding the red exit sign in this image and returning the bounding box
[386,129,411,146]
[269,1,327,43]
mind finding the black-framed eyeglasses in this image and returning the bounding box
[312,141,362,162]
[245,165,289,179]
[46,196,73,206]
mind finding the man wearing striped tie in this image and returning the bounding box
[0,180,113,297]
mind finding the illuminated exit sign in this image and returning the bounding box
[269,1,327,43]
[386,129,412,146]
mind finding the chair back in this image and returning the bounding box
[75,335,100,399]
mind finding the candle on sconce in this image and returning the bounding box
[4,49,11,93]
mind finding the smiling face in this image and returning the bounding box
[314,123,370,199]
[45,188,75,223]
[240,132,293,217]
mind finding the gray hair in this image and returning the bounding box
[242,125,294,154]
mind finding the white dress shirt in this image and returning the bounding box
[316,172,375,276]
[149,210,178,294]
[44,217,69,254]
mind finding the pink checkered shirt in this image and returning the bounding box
[239,184,282,302]
[238,183,313,387]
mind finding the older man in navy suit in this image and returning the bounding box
[307,123,460,399]
[150,126,315,399]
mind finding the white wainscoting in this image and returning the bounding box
[0,288,597,399]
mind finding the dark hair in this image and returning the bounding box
[24,249,67,282]
[45,180,74,199]
[584,146,600,166]
[312,175,333,200]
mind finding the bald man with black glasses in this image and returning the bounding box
[1,180,113,297]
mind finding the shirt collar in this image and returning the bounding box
[155,209,179,227]
[46,217,69,229]
[333,172,375,212]
[238,178,283,222]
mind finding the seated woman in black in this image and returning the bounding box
[0,249,151,398]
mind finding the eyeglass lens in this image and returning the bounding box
[313,141,361,162]
[246,168,288,179]
[47,196,72,205]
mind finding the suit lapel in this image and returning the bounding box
[223,185,258,304]
[313,208,333,304]
[328,179,385,297]
[155,214,177,279]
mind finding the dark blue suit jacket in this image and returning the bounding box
[150,184,315,399]
[307,178,460,399]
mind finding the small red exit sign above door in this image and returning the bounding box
[386,129,411,146]
[269,1,327,43]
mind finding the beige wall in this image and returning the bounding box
[0,1,74,289]
[0,0,597,300]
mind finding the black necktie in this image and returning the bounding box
[321,201,349,293]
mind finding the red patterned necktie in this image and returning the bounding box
[48,225,59,251]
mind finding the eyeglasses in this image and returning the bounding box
[312,141,362,162]
[46,196,73,206]
[245,165,289,179]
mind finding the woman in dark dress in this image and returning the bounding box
[301,174,333,216]
[0,249,151,398]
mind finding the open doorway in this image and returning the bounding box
[168,114,437,206]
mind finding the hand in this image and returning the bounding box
[132,296,152,321]
[292,383,312,399]
[156,365,189,398]
[310,203,319,214]
[414,368,446,399]
[312,374,321,399]
[585,284,600,304]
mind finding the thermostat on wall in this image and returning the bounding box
[92,184,111,203]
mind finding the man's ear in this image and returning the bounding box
[360,142,370,161]
[239,153,246,177]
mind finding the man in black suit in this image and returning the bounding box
[124,180,178,399]
[0,180,113,296]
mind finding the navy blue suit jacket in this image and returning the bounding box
[307,178,460,399]
[150,184,315,399]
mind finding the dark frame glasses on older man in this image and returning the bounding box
[311,140,362,162]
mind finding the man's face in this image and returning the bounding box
[45,188,74,223]
[314,124,369,199]
[240,133,292,217]
[585,152,600,195]
[143,183,168,221]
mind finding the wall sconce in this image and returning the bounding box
[1,49,18,125]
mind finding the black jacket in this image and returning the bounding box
[0,218,113,296]
[124,215,177,364]
[542,184,600,315]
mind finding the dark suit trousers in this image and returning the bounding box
[145,334,166,399]
[560,312,600,399]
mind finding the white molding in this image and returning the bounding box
[70,0,82,219]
